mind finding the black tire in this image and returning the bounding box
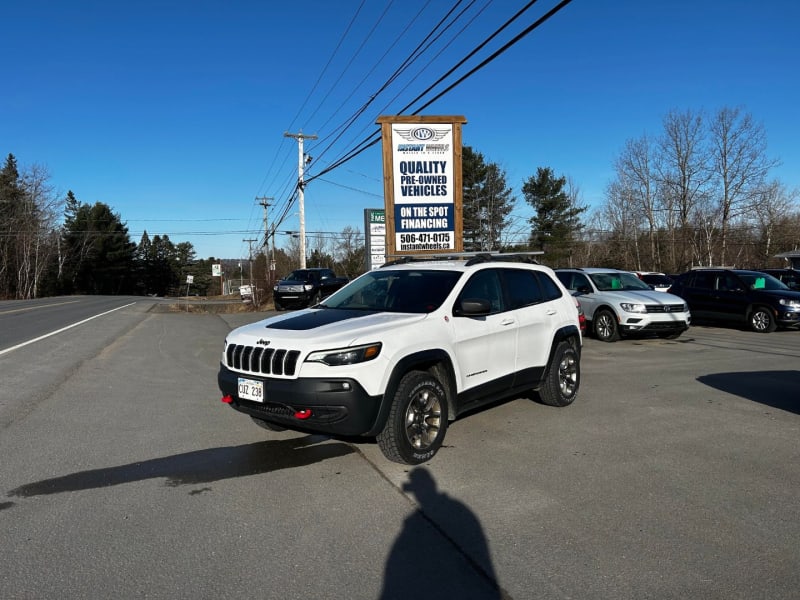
[377,370,448,465]
[274,300,285,311]
[538,341,580,407]
[749,306,776,333]
[310,291,322,306]
[593,309,620,342]
[251,416,287,432]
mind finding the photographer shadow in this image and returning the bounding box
[381,467,507,600]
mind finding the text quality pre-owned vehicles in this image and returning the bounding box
[273,268,349,310]
[668,269,800,332]
[555,268,691,342]
[219,254,583,464]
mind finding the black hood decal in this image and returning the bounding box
[266,309,380,331]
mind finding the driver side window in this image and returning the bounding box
[458,270,504,313]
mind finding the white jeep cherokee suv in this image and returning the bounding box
[555,268,690,342]
[218,254,582,464]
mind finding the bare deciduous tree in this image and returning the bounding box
[708,106,779,265]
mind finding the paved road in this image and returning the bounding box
[1,298,798,599]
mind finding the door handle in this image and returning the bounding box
[501,318,515,326]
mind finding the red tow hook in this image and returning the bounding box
[294,409,312,420]
[221,395,233,404]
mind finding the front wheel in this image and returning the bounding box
[538,341,580,407]
[749,306,776,333]
[377,371,448,465]
[594,309,620,342]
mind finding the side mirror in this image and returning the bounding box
[455,298,491,317]
[576,285,591,294]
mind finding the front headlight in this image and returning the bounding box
[303,284,314,292]
[620,302,647,313]
[779,298,800,308]
[305,343,382,366]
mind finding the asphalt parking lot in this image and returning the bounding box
[1,304,799,599]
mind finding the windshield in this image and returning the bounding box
[321,269,463,313]
[589,271,651,292]
[285,270,313,281]
[738,272,789,291]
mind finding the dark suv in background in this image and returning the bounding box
[668,269,800,332]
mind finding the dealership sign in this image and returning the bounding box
[377,115,466,257]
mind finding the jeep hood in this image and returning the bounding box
[228,308,427,345]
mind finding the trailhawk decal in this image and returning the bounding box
[265,309,379,331]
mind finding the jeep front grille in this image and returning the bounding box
[226,344,301,376]
[646,304,686,313]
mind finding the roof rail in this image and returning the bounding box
[381,251,543,268]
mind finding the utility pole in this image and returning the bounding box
[256,196,273,287]
[243,238,257,288]
[284,131,317,269]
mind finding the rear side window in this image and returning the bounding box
[501,269,544,309]
[690,272,715,290]
[536,272,564,301]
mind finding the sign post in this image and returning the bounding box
[185,274,194,311]
[376,115,466,258]
[212,263,222,296]
[364,208,386,270]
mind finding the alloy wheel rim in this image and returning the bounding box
[404,388,442,450]
[559,354,578,397]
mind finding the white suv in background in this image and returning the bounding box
[555,268,690,342]
[219,254,583,464]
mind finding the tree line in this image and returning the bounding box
[458,106,799,273]
[3,105,798,300]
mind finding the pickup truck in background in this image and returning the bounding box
[273,268,349,310]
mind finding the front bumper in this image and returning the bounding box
[776,310,800,328]
[217,364,383,436]
[620,317,690,335]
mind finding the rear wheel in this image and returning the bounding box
[749,306,776,333]
[539,341,580,407]
[377,370,448,465]
[594,309,620,342]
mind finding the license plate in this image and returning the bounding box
[238,377,264,402]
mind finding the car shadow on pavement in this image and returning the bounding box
[380,467,508,600]
[7,435,354,498]
[697,370,800,415]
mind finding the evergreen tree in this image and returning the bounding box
[0,154,23,297]
[461,146,514,251]
[522,167,586,265]
[62,201,136,294]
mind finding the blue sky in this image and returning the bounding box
[3,0,799,260]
